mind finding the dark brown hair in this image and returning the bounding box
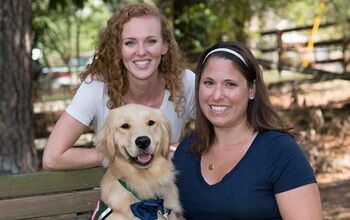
[80,1,186,113]
[190,41,292,155]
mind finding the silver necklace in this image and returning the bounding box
[207,129,253,171]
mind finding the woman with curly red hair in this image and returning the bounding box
[43,2,195,170]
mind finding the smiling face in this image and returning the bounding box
[96,104,170,169]
[121,15,168,82]
[199,57,255,129]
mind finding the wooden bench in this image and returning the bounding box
[0,167,104,220]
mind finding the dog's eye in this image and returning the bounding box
[147,120,155,126]
[121,123,130,129]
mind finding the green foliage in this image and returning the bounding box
[326,0,350,35]
[174,3,237,53]
[32,0,112,67]
[33,0,350,66]
[48,0,86,10]
[173,0,258,53]
[174,3,212,52]
[266,0,319,25]
[258,0,347,28]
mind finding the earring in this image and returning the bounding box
[249,96,255,100]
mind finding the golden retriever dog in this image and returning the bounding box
[95,104,182,220]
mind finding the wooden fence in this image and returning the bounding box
[258,21,350,79]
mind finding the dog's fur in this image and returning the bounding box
[96,104,182,220]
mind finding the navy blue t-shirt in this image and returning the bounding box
[173,131,316,220]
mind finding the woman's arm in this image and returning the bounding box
[276,183,323,220]
[42,112,103,170]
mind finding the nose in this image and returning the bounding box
[136,44,146,56]
[135,136,151,150]
[212,86,224,100]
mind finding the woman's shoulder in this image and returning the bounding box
[173,133,195,163]
[181,132,195,144]
[256,130,300,157]
[81,75,105,87]
[258,130,294,142]
[72,75,107,103]
[176,133,195,152]
[182,69,195,83]
[181,69,196,102]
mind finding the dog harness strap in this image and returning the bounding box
[118,179,142,200]
[97,206,113,220]
[90,181,171,220]
[90,197,112,220]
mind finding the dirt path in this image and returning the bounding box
[319,171,350,220]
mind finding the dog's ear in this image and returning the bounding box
[96,119,117,166]
[159,116,171,159]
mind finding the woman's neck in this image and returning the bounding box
[213,119,254,148]
[124,75,166,108]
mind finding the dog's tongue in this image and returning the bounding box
[137,154,152,163]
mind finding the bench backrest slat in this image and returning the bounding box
[0,167,104,198]
[0,190,99,219]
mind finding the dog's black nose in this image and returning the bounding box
[135,136,151,149]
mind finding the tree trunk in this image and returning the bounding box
[0,0,39,174]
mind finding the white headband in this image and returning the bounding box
[202,48,248,66]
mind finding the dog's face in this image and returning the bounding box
[96,104,171,169]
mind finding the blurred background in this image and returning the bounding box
[1,0,349,219]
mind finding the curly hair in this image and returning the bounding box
[80,1,187,113]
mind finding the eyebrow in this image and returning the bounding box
[202,76,237,81]
[122,36,158,40]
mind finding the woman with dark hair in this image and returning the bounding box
[173,41,322,219]
[43,2,195,170]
